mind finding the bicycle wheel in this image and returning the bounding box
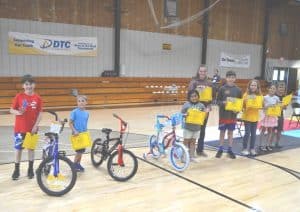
[107,149,138,182]
[148,135,160,159]
[91,138,107,167]
[36,155,77,196]
[169,142,190,172]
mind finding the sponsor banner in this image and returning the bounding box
[220,52,250,68]
[8,32,97,56]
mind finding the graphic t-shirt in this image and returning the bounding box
[11,93,43,133]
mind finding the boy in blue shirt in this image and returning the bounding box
[69,95,89,172]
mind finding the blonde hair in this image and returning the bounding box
[246,79,261,95]
[77,95,87,101]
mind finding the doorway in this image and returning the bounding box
[272,67,298,93]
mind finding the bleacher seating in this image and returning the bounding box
[0,77,267,113]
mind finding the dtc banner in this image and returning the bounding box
[8,32,97,56]
[220,52,250,68]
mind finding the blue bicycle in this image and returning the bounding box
[36,111,77,196]
[144,113,190,172]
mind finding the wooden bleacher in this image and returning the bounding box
[0,77,267,113]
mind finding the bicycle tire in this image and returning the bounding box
[107,149,138,182]
[36,155,77,196]
[148,135,161,159]
[169,142,190,172]
[91,138,106,167]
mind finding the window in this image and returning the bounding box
[279,70,285,81]
[164,0,178,17]
[273,70,278,81]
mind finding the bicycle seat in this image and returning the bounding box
[45,132,57,137]
[101,128,112,135]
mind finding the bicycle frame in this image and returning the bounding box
[102,113,128,165]
[43,111,67,177]
[156,114,179,152]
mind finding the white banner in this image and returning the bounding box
[220,52,250,68]
[8,32,97,56]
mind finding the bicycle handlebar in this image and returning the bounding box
[113,113,127,126]
[47,111,68,133]
[47,111,58,121]
[156,114,170,120]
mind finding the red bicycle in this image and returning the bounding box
[90,114,138,181]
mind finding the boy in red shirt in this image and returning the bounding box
[10,75,42,180]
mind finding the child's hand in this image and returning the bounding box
[73,130,79,135]
[31,125,39,134]
[16,108,25,115]
[204,107,210,112]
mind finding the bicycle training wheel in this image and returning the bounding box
[107,149,138,182]
[169,142,190,172]
[91,138,106,167]
[148,135,160,159]
[36,155,77,196]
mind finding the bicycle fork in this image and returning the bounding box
[117,144,124,166]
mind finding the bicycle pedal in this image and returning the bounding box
[47,174,55,181]
[59,151,66,157]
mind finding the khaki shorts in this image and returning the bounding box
[183,129,200,139]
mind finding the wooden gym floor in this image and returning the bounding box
[0,105,300,211]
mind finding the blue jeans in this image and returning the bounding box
[243,121,257,149]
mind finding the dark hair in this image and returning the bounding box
[267,82,277,89]
[226,70,236,77]
[21,74,35,84]
[276,81,286,88]
[187,89,199,101]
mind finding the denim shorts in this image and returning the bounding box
[183,129,200,139]
[14,133,26,150]
[218,123,236,131]
[76,148,86,153]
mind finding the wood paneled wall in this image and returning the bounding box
[266,0,300,60]
[0,0,300,59]
[209,0,265,44]
[0,0,114,27]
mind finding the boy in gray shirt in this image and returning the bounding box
[216,71,242,159]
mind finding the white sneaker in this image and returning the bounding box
[190,157,199,163]
[241,149,249,156]
[250,149,257,156]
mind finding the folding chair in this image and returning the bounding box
[236,114,244,138]
[289,102,300,127]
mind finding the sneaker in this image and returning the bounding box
[259,146,267,151]
[250,149,257,156]
[75,163,85,172]
[190,157,199,163]
[12,169,20,180]
[266,146,273,151]
[196,151,208,157]
[274,143,283,149]
[27,168,34,179]
[227,150,236,159]
[215,149,223,158]
[241,149,250,156]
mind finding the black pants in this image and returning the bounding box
[243,121,257,149]
[196,113,209,153]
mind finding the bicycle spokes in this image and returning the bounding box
[107,150,138,181]
[40,159,74,192]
